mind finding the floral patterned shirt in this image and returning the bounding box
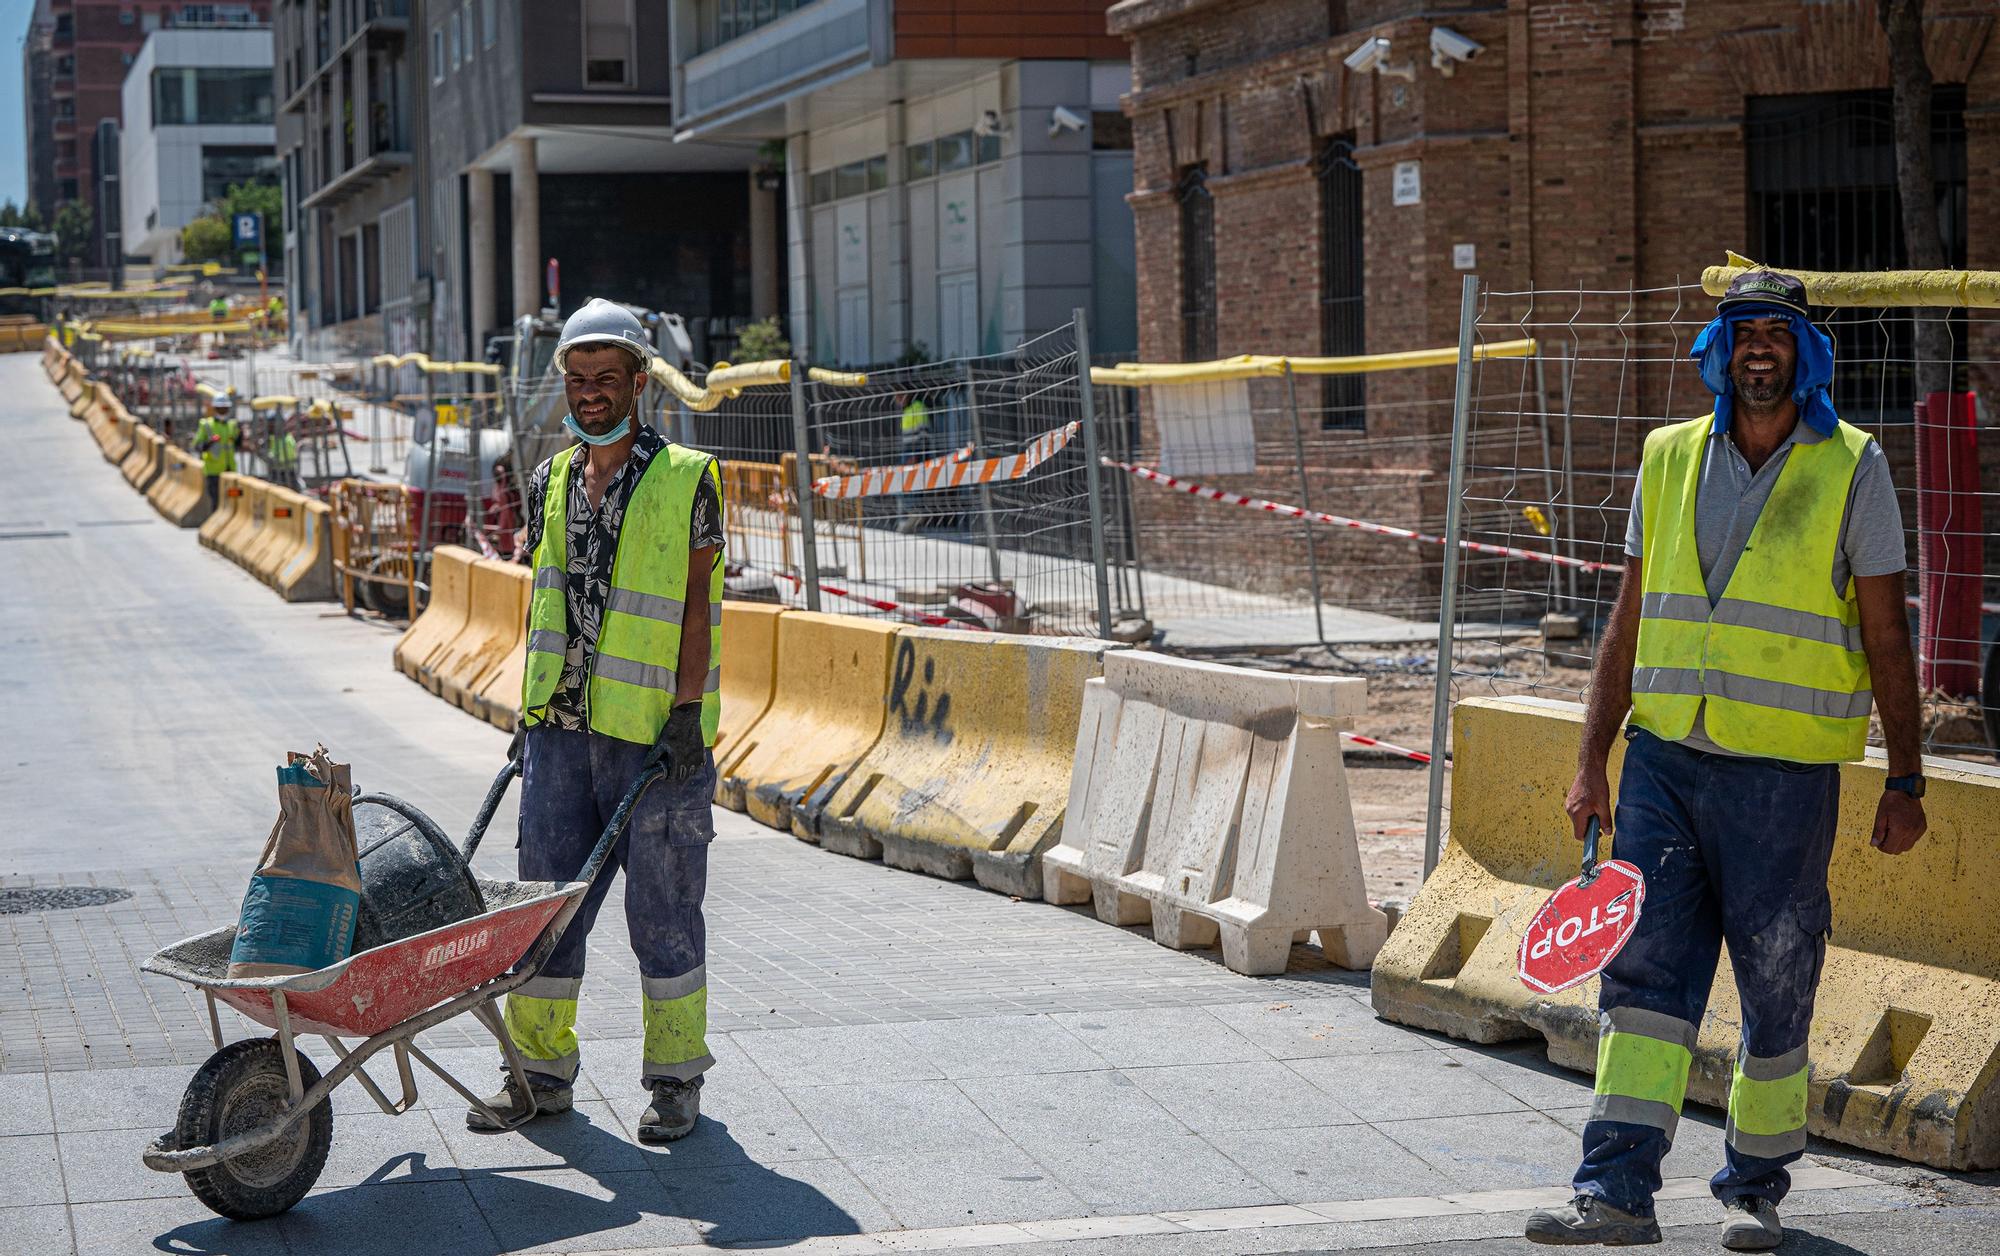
[521,426,725,732]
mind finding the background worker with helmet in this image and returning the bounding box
[1524,270,1927,1251]
[195,392,240,508]
[472,298,725,1144]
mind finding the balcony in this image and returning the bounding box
[282,9,410,115]
[675,0,886,138]
[299,150,412,211]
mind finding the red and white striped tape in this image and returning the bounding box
[1108,460,1623,574]
[1340,731,1435,765]
[744,565,989,630]
[815,422,1080,499]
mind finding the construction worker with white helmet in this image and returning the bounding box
[471,297,725,1144]
[195,392,240,509]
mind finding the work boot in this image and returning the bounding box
[1524,1194,1662,1245]
[638,1075,702,1143]
[1719,1197,1782,1251]
[465,1073,572,1131]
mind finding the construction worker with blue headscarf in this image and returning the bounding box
[1525,270,1926,1251]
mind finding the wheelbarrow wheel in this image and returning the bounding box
[174,1037,333,1220]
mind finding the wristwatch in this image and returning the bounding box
[1884,774,1926,799]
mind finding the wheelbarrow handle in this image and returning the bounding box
[458,731,526,864]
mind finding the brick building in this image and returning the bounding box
[1109,0,1998,614]
[22,1,272,270]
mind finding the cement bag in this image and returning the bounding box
[227,747,363,979]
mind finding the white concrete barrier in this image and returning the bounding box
[1042,652,1387,975]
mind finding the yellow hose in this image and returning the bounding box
[1090,338,1540,387]
[1702,250,2000,309]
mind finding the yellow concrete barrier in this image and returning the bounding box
[147,447,207,526]
[220,479,270,572]
[120,426,159,491]
[717,612,900,832]
[198,473,245,550]
[439,559,529,712]
[470,565,533,730]
[1371,695,2000,1171]
[275,499,336,602]
[58,362,84,405]
[394,545,479,683]
[808,629,1110,898]
[714,602,786,769]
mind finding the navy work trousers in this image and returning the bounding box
[513,724,716,1088]
[1574,727,1838,1216]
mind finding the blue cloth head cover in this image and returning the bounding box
[1691,273,1838,436]
[563,413,633,446]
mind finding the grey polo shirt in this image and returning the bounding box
[1624,418,1906,756]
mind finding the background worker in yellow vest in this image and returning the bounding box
[1526,271,1926,1251]
[471,299,725,1145]
[208,295,229,321]
[195,393,240,508]
[895,388,934,533]
[266,420,300,489]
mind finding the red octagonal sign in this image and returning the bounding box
[1517,860,1646,994]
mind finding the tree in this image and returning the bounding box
[215,181,281,234]
[181,214,233,264]
[0,201,20,228]
[19,204,43,231]
[734,316,790,362]
[51,201,91,263]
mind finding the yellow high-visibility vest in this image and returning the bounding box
[1630,415,1875,763]
[521,443,723,746]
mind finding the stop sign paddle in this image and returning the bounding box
[1518,817,1646,994]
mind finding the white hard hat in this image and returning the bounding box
[210,392,234,412]
[554,298,652,372]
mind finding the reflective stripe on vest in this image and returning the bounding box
[1630,416,1873,763]
[520,443,724,746]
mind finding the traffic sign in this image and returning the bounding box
[232,213,263,249]
[1517,819,1646,994]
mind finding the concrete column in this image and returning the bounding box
[510,134,541,319]
[784,132,813,358]
[468,166,496,352]
[749,170,779,320]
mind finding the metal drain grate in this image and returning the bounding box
[0,886,135,914]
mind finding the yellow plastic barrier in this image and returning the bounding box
[438,559,530,711]
[275,499,336,602]
[1701,250,2000,309]
[714,602,786,769]
[394,545,479,683]
[1372,695,2000,1171]
[717,612,901,832]
[807,629,1111,898]
[1090,338,1540,388]
[470,565,534,730]
[248,487,307,585]
[198,474,245,549]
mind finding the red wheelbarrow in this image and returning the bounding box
[141,752,663,1219]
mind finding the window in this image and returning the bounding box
[583,0,634,88]
[810,169,833,204]
[976,132,1000,165]
[1178,165,1215,361]
[936,131,974,173]
[833,161,866,199]
[201,145,277,206]
[704,0,809,51]
[460,4,473,64]
[196,68,274,124]
[1317,135,1364,429]
[122,52,134,65]
[482,0,497,48]
[431,27,444,83]
[1746,87,1968,420]
[449,10,461,69]
[905,140,934,182]
[866,155,887,191]
[119,8,135,24]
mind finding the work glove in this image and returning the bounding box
[652,701,706,783]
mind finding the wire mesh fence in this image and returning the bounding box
[1428,276,2000,862]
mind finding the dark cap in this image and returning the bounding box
[1717,269,1810,320]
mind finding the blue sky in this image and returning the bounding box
[0,0,33,208]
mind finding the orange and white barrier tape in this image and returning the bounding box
[1109,460,1623,574]
[815,422,1080,499]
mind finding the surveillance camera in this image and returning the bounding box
[1047,105,1086,138]
[1343,36,1388,74]
[974,109,1005,138]
[1430,27,1484,74]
